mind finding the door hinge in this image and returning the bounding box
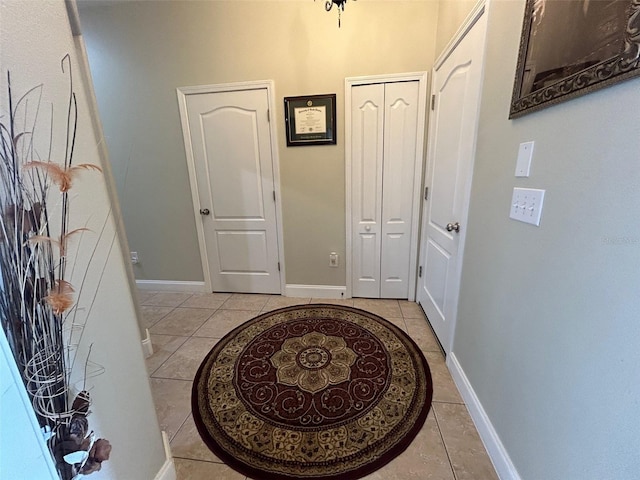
[418,266,423,278]
[267,109,271,122]
[431,94,435,111]
[273,190,276,202]
[277,262,281,271]
[424,186,429,201]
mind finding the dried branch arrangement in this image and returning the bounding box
[0,55,111,479]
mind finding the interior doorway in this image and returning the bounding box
[177,81,285,294]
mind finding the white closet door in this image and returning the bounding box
[350,81,420,299]
[351,84,385,298]
[381,81,420,298]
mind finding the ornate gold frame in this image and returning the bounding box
[510,0,640,118]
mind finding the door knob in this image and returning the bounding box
[200,208,210,216]
[446,222,460,233]
[365,225,371,231]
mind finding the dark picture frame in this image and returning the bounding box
[509,0,640,119]
[284,94,337,146]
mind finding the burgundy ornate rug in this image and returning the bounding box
[192,304,433,480]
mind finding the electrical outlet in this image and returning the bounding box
[130,251,139,264]
[509,188,545,226]
[329,252,339,267]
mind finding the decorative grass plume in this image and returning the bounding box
[0,55,110,479]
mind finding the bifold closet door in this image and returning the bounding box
[351,81,420,298]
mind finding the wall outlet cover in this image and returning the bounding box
[515,141,534,177]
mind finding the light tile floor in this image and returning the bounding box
[141,292,499,480]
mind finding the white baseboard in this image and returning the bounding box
[136,280,206,293]
[141,328,153,358]
[285,284,347,299]
[447,352,521,480]
[153,431,176,480]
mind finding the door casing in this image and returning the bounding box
[177,80,285,293]
[345,72,428,300]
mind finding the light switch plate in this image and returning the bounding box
[515,141,534,177]
[510,187,545,226]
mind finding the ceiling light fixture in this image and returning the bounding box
[320,0,353,27]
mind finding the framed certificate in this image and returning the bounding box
[284,94,337,146]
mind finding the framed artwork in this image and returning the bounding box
[284,94,337,146]
[510,0,640,118]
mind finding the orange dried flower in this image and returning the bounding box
[23,161,102,192]
[28,228,90,256]
[45,280,75,315]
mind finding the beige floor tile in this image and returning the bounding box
[263,295,310,311]
[140,305,174,329]
[194,309,260,338]
[149,378,192,440]
[434,403,499,480]
[146,334,189,375]
[142,292,193,307]
[222,293,270,310]
[353,298,402,318]
[425,352,464,404]
[309,298,354,306]
[405,317,442,353]
[137,290,159,304]
[149,307,215,336]
[144,295,495,480]
[181,293,231,309]
[361,414,455,480]
[153,337,218,381]
[384,316,408,332]
[171,414,221,463]
[174,458,245,480]
[399,300,426,319]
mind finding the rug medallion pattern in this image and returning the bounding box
[192,304,433,480]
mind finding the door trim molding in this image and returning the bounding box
[345,72,428,300]
[436,0,487,69]
[176,80,285,294]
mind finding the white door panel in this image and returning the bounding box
[202,106,266,219]
[351,84,384,298]
[381,82,419,298]
[417,10,487,353]
[184,88,281,294]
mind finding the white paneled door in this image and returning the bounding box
[350,77,425,299]
[417,8,488,353]
[179,85,282,294]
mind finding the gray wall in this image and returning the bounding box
[454,1,640,479]
[77,0,439,285]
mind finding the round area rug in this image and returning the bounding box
[192,304,433,480]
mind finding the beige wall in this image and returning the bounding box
[435,0,477,57]
[454,1,640,478]
[78,0,439,286]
